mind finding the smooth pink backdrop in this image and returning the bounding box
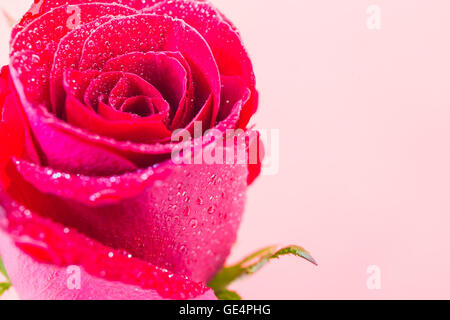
[1,0,449,299]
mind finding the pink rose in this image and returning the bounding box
[0,0,261,300]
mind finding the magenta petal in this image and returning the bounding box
[11,3,137,56]
[10,3,137,112]
[5,145,251,282]
[12,159,170,206]
[9,63,244,173]
[148,0,258,127]
[66,95,172,143]
[97,100,137,121]
[15,99,139,176]
[150,0,255,84]
[9,50,53,107]
[50,16,130,116]
[79,14,221,127]
[83,72,122,110]
[12,0,152,38]
[0,192,215,300]
[63,69,100,105]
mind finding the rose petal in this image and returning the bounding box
[8,63,247,173]
[50,16,128,117]
[10,50,54,107]
[5,145,251,282]
[97,100,137,121]
[66,95,172,143]
[102,51,190,122]
[12,0,146,41]
[0,67,42,188]
[11,93,139,176]
[10,3,137,109]
[11,3,137,56]
[11,158,170,206]
[148,0,258,128]
[0,192,215,300]
[79,14,220,128]
[218,76,249,122]
[0,99,25,189]
[107,73,165,110]
[120,96,170,120]
[63,69,100,105]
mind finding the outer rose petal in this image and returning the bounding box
[5,147,250,282]
[10,3,137,109]
[0,194,215,300]
[11,0,151,40]
[0,67,40,188]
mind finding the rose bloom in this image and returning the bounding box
[0,0,262,300]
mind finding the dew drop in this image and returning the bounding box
[190,219,198,229]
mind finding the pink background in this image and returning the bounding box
[1,0,450,299]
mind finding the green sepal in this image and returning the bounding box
[0,256,9,282]
[0,282,11,296]
[215,289,242,301]
[0,256,11,297]
[209,245,317,299]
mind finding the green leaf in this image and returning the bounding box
[209,245,317,295]
[215,289,242,301]
[0,256,9,282]
[0,282,11,296]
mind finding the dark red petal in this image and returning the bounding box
[247,132,264,185]
[97,100,137,121]
[9,65,246,175]
[102,51,190,119]
[0,66,42,188]
[0,96,25,188]
[66,95,172,144]
[0,192,215,300]
[120,96,170,120]
[218,76,249,122]
[79,14,221,128]
[108,73,165,110]
[98,97,169,123]
[216,76,263,184]
[16,83,249,173]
